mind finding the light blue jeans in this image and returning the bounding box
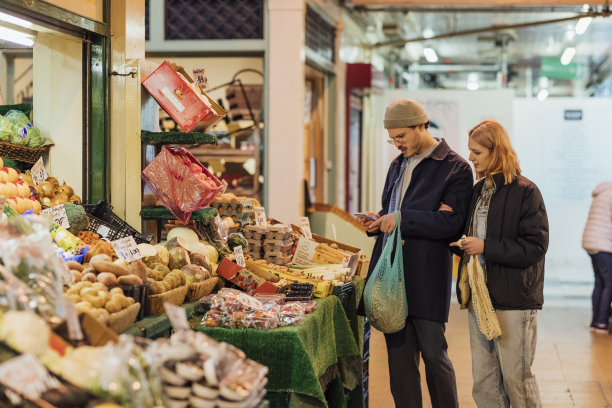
[468,307,541,408]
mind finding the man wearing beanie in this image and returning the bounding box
[357,98,473,408]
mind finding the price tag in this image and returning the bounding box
[41,205,70,229]
[254,206,267,226]
[192,67,208,91]
[165,303,189,331]
[299,216,313,239]
[97,224,111,239]
[0,353,60,401]
[234,245,246,267]
[64,299,83,341]
[31,157,48,186]
[111,236,143,262]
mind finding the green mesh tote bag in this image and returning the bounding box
[363,211,408,333]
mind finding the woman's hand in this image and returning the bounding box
[450,236,484,255]
[369,213,397,234]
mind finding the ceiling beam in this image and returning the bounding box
[350,0,609,5]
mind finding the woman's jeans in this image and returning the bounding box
[589,252,612,326]
[468,307,541,408]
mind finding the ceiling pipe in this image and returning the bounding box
[371,10,611,49]
[408,64,501,72]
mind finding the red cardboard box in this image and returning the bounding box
[142,61,226,132]
[216,258,279,294]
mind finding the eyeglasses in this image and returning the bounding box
[387,135,408,145]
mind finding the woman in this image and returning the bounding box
[453,120,549,408]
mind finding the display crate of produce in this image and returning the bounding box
[85,213,153,244]
[0,140,53,164]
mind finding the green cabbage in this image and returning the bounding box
[0,115,12,141]
[26,125,44,147]
[5,109,30,125]
[5,110,42,146]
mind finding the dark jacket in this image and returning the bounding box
[359,139,473,323]
[455,172,549,310]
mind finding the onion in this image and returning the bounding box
[40,181,54,198]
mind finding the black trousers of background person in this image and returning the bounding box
[384,316,458,408]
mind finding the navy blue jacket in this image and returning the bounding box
[360,139,473,323]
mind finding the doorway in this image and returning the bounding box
[304,66,327,206]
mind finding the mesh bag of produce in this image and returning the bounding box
[141,146,223,224]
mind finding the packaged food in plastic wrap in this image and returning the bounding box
[205,288,264,314]
[0,115,13,141]
[243,310,278,330]
[141,146,223,224]
[278,302,306,327]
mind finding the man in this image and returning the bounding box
[358,98,473,408]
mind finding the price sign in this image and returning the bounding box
[0,353,60,401]
[111,236,143,262]
[234,245,246,267]
[31,157,48,186]
[97,225,111,239]
[254,206,267,226]
[165,303,189,331]
[299,217,313,239]
[64,299,83,341]
[192,67,208,91]
[41,205,70,229]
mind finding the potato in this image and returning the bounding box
[80,287,98,298]
[81,272,97,283]
[92,262,130,277]
[92,282,107,292]
[118,275,143,286]
[89,254,112,264]
[123,296,135,307]
[109,287,124,297]
[75,301,92,312]
[67,294,81,303]
[71,270,83,282]
[154,244,169,266]
[97,272,119,287]
[151,263,171,276]
[149,281,161,295]
[66,260,85,272]
[83,295,105,308]
[66,287,79,296]
[129,260,147,282]
[104,299,122,313]
[146,269,164,281]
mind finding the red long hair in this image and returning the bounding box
[469,120,521,185]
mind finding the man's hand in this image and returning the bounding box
[450,236,484,255]
[358,212,381,234]
[369,213,397,234]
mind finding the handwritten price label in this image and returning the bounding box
[97,225,111,239]
[31,157,48,186]
[299,217,313,239]
[165,303,189,331]
[234,246,246,267]
[254,206,267,226]
[111,236,143,262]
[41,205,70,229]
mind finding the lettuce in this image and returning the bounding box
[0,115,12,141]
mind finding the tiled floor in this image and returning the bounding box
[368,303,612,407]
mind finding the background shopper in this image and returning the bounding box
[582,181,612,334]
[358,98,473,408]
[454,120,549,408]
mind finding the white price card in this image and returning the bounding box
[97,224,111,239]
[41,205,70,229]
[165,303,189,332]
[31,157,48,186]
[254,206,267,226]
[111,236,143,262]
[0,353,60,401]
[64,299,84,341]
[234,245,246,267]
[299,216,313,239]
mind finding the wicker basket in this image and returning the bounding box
[107,303,141,332]
[146,285,189,315]
[0,140,51,164]
[186,277,219,302]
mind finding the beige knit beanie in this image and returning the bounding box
[384,98,429,129]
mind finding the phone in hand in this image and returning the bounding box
[354,212,377,222]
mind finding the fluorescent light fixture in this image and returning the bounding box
[0,12,32,28]
[0,26,33,46]
[575,17,592,35]
[560,47,576,65]
[537,89,549,101]
[565,28,576,41]
[423,47,438,63]
[467,73,479,90]
[467,82,479,91]
[423,28,434,39]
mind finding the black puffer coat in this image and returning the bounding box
[456,172,549,310]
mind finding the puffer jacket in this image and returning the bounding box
[455,173,549,310]
[582,182,612,254]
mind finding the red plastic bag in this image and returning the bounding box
[141,146,222,224]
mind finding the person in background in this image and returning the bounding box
[582,182,612,334]
[453,120,548,408]
[357,98,473,408]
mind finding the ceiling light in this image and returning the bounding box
[560,47,576,65]
[467,73,479,91]
[565,29,576,41]
[423,28,434,39]
[538,77,549,88]
[0,26,33,46]
[423,47,438,63]
[0,12,32,28]
[537,89,549,101]
[467,82,479,91]
[575,17,592,35]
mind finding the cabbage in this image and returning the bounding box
[5,110,34,146]
[167,227,199,244]
[0,115,12,141]
[26,125,44,147]
[5,109,30,125]
[198,240,219,263]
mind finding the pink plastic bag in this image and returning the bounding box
[141,146,222,224]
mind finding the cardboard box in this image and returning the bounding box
[291,232,362,276]
[142,61,226,132]
[216,258,279,294]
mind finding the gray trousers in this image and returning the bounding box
[468,307,541,408]
[384,317,458,408]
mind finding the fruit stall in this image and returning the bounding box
[0,59,369,408]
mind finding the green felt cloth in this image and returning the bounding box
[0,103,32,116]
[191,295,362,408]
[123,302,198,339]
[141,130,218,145]
[139,206,218,222]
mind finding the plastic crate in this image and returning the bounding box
[120,282,150,321]
[332,281,353,311]
[84,200,153,244]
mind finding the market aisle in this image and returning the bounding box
[368,303,612,408]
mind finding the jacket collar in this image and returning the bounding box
[391,138,450,166]
[475,172,515,190]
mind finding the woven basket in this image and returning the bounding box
[107,303,141,333]
[0,141,51,164]
[186,277,219,302]
[146,285,189,315]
